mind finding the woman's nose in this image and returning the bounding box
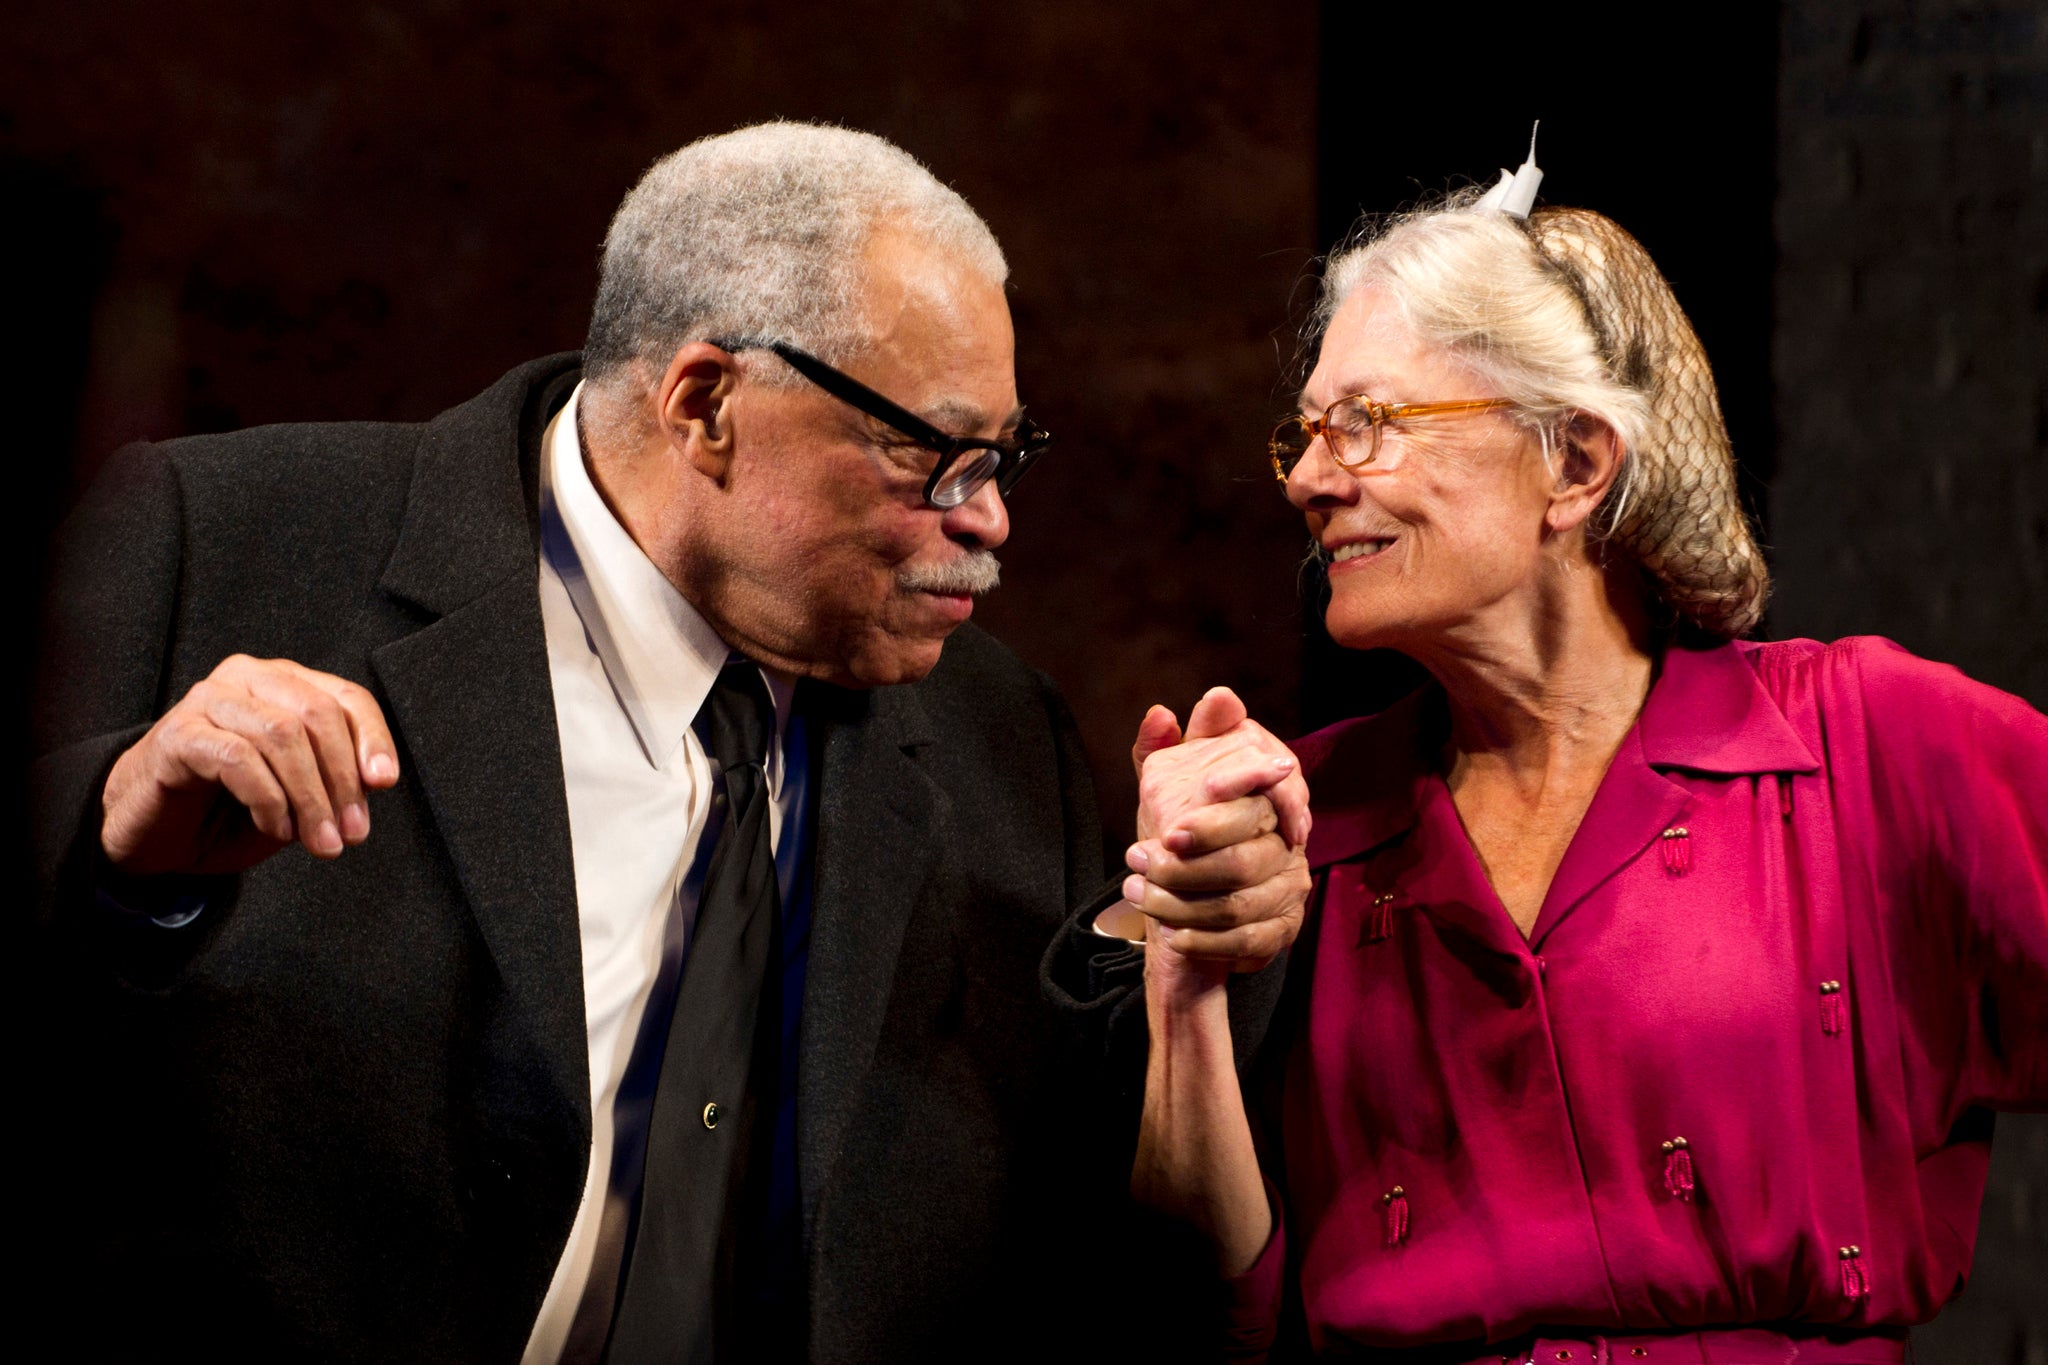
[1285,436,1362,512]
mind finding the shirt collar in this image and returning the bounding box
[539,383,794,771]
[1297,639,1818,870]
[1638,639,1819,777]
[1298,688,1442,870]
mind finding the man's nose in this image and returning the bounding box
[941,475,1010,549]
[1285,435,1362,513]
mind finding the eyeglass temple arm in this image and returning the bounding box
[710,336,1046,459]
[764,342,963,452]
[1381,397,1517,419]
[777,341,1049,456]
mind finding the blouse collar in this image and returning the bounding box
[1299,638,1820,870]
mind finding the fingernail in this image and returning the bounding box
[1272,755,1296,770]
[367,753,397,782]
[314,820,342,855]
[340,802,369,842]
[1125,843,1150,873]
[1122,874,1146,904]
[1164,829,1193,854]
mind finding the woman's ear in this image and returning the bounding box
[1544,412,1624,535]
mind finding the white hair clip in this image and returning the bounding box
[1472,122,1543,220]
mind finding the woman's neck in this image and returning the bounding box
[1407,558,1657,792]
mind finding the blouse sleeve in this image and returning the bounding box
[1848,637,2048,1112]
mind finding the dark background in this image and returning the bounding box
[7,0,2043,1357]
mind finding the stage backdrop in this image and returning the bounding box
[5,0,2041,1356]
[3,0,1317,857]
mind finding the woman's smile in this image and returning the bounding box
[1327,536,1396,566]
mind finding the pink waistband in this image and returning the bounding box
[1456,1327,1908,1365]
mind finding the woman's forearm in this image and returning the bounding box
[1130,941,1273,1276]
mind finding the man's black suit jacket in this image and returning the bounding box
[30,355,1128,1363]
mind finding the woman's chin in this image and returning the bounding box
[1325,582,1463,654]
[1322,602,1406,652]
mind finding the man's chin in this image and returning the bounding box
[831,630,955,689]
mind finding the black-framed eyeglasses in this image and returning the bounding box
[710,337,1052,509]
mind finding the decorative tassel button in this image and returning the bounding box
[1381,1185,1410,1247]
[1661,1137,1695,1201]
[1838,1244,1870,1300]
[1820,980,1847,1036]
[1660,827,1692,875]
[1363,892,1396,945]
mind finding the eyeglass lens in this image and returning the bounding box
[1271,396,1385,476]
[928,447,1003,508]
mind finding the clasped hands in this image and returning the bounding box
[1109,686,1312,976]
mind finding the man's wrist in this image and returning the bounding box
[94,850,214,928]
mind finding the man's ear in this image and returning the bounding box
[1544,412,1625,536]
[655,343,742,480]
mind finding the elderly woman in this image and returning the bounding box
[1110,188,2048,1362]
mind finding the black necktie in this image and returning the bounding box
[607,660,783,1364]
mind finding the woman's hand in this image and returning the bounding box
[1125,694,1289,1277]
[1122,687,1313,976]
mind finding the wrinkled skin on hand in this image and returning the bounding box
[101,654,401,878]
[1118,687,1312,974]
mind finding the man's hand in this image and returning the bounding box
[101,655,401,878]
[1119,687,1312,973]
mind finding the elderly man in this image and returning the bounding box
[31,124,1307,1363]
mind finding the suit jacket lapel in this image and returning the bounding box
[370,355,592,1163]
[797,679,944,1235]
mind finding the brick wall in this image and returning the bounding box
[1775,4,2048,1359]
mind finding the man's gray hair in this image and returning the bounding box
[582,122,1006,399]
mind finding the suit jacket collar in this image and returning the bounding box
[379,354,580,617]
[368,354,961,1258]
[368,354,593,1183]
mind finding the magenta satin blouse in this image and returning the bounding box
[1232,637,2048,1361]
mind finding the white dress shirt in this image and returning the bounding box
[520,385,808,1365]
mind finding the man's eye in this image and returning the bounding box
[879,439,938,472]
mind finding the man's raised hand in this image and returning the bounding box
[1120,687,1312,972]
[100,654,401,878]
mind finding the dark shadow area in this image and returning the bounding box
[2,151,118,1365]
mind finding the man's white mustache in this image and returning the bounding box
[898,551,1001,596]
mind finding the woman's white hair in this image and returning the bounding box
[582,121,1006,398]
[1315,190,1769,638]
